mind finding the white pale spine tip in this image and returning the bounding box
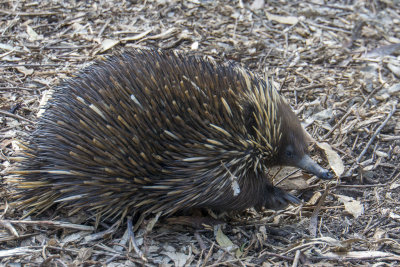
[89,104,106,120]
[182,75,205,96]
[210,124,232,137]
[207,138,224,146]
[130,94,143,108]
[55,194,86,202]
[182,157,209,162]
[164,130,179,140]
[221,97,233,117]
[76,96,86,104]
[46,170,73,175]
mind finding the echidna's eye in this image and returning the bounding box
[285,146,294,159]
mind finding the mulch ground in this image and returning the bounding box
[1,0,400,266]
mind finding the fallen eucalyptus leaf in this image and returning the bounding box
[317,142,344,177]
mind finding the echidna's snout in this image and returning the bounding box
[295,154,333,180]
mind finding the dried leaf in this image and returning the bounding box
[235,247,243,258]
[62,232,83,244]
[373,228,385,239]
[388,63,400,77]
[317,142,344,177]
[307,191,322,206]
[337,195,364,218]
[16,66,34,76]
[366,43,400,57]
[78,247,93,261]
[191,41,199,50]
[0,139,12,149]
[271,166,308,190]
[250,0,264,10]
[100,39,120,53]
[0,43,14,51]
[375,150,388,158]
[265,12,299,25]
[387,83,400,95]
[389,212,400,220]
[313,108,334,121]
[215,226,235,251]
[163,251,190,267]
[26,25,41,41]
[145,211,162,232]
[390,183,400,190]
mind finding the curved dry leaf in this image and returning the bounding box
[163,251,191,267]
[265,12,299,25]
[16,66,34,76]
[337,194,364,218]
[191,41,199,50]
[215,226,235,251]
[26,25,42,41]
[389,212,400,221]
[100,39,120,53]
[307,191,322,206]
[250,0,264,10]
[388,63,400,77]
[317,142,344,177]
[121,29,152,42]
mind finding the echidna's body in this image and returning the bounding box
[12,49,331,221]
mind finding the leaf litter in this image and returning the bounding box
[0,0,400,266]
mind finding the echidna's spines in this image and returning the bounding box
[9,49,327,222]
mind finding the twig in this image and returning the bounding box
[0,63,61,68]
[306,20,351,34]
[0,220,19,237]
[0,86,43,91]
[1,219,94,231]
[259,251,294,261]
[309,185,330,237]
[0,110,34,123]
[336,184,387,188]
[323,104,355,139]
[98,18,112,38]
[127,216,146,261]
[292,250,301,267]
[201,242,214,267]
[0,9,59,16]
[303,1,354,11]
[362,217,386,235]
[356,104,397,164]
[195,231,207,250]
[274,168,301,186]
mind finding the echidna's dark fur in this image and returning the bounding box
[11,49,329,221]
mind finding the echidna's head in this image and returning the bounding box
[244,78,332,180]
[275,101,332,180]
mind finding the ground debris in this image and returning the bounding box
[1,0,399,265]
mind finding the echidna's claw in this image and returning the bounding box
[295,154,333,180]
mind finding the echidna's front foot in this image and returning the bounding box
[262,187,300,210]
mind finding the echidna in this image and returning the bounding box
[10,49,332,222]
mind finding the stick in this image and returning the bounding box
[357,104,397,164]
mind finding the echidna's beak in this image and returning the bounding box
[296,154,333,180]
